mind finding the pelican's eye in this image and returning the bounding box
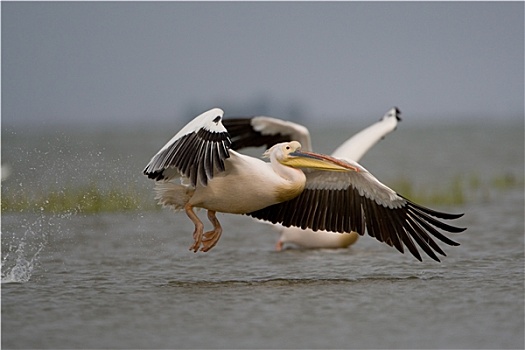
[285,146,291,150]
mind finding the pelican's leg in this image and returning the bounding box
[185,203,204,252]
[201,210,222,252]
[275,240,283,252]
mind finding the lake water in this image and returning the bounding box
[1,119,524,349]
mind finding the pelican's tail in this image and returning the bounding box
[154,182,194,211]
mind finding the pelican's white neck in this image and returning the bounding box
[269,152,306,183]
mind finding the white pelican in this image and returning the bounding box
[144,108,465,261]
[223,107,401,250]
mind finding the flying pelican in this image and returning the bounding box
[223,107,401,250]
[143,108,465,262]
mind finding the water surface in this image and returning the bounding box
[2,121,523,349]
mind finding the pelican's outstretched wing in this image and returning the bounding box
[143,108,232,186]
[223,116,313,151]
[332,107,401,161]
[223,107,401,161]
[248,161,465,262]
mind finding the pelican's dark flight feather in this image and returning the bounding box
[143,108,231,186]
[248,168,465,262]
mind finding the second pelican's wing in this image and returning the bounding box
[332,107,402,162]
[223,116,313,151]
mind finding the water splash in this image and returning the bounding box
[1,240,43,283]
[1,216,48,284]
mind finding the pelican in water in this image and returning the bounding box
[223,107,401,250]
[143,108,465,261]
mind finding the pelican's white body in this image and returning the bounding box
[157,149,305,214]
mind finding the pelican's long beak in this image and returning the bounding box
[281,150,360,172]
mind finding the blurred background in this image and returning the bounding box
[1,3,524,349]
[2,1,523,128]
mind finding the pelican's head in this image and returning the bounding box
[263,141,359,172]
[262,141,302,160]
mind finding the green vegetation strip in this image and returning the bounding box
[392,173,522,206]
[2,184,157,214]
[1,173,522,214]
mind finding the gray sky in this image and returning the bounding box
[2,1,524,127]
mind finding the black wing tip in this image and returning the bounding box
[382,106,402,122]
[447,212,465,220]
[402,196,467,220]
[394,107,402,121]
[429,255,441,263]
[413,251,423,262]
[143,170,165,181]
[456,226,467,233]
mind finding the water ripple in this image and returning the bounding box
[163,274,443,288]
